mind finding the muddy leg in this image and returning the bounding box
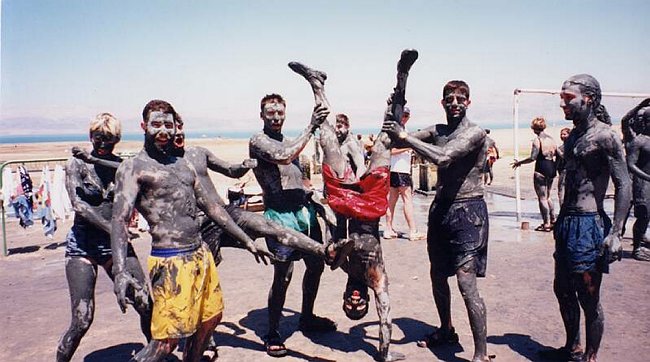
[268,261,294,338]
[553,262,583,354]
[131,339,178,361]
[56,257,98,362]
[576,272,604,362]
[370,263,405,362]
[456,263,489,362]
[183,313,222,362]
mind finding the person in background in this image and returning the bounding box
[512,117,558,232]
[483,129,499,185]
[556,127,571,207]
[383,106,425,241]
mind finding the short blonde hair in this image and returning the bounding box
[89,113,121,140]
[531,117,546,132]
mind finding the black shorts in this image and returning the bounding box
[427,198,489,277]
[390,172,412,188]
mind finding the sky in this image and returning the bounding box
[1,0,649,136]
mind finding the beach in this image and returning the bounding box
[1,130,648,361]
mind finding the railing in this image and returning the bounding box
[1,158,68,256]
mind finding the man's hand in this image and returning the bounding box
[310,103,330,129]
[242,158,258,169]
[113,271,145,313]
[244,241,274,265]
[511,159,521,169]
[603,233,623,263]
[72,146,95,163]
[382,117,404,141]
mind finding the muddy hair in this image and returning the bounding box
[142,99,179,122]
[566,74,611,125]
[336,113,349,127]
[443,80,470,99]
[260,93,286,113]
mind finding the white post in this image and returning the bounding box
[513,90,522,222]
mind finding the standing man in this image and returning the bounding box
[625,106,650,261]
[111,100,265,361]
[249,93,336,357]
[548,74,631,362]
[383,106,425,241]
[383,80,491,362]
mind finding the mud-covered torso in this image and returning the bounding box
[249,131,308,210]
[629,135,650,203]
[562,123,613,213]
[130,151,202,247]
[69,155,120,225]
[426,122,486,201]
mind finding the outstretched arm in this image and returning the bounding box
[250,104,329,165]
[192,166,272,264]
[65,158,112,233]
[72,147,121,169]
[384,123,485,168]
[111,160,146,312]
[200,146,257,179]
[512,138,540,169]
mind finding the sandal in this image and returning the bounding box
[408,231,426,241]
[534,224,553,232]
[416,327,459,348]
[298,315,337,333]
[264,333,288,358]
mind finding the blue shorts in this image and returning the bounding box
[264,204,322,262]
[65,222,135,265]
[427,198,489,277]
[553,212,608,273]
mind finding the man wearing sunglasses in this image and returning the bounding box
[383,80,491,362]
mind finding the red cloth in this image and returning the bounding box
[322,164,389,221]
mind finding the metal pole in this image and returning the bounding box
[513,90,522,222]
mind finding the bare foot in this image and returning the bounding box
[288,61,327,87]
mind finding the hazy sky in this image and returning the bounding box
[2,0,649,135]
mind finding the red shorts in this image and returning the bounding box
[322,164,389,221]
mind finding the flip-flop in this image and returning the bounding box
[534,224,553,232]
[383,230,398,239]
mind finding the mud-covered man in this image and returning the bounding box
[383,80,491,362]
[287,55,416,361]
[625,106,650,261]
[111,100,264,361]
[57,113,152,362]
[249,93,336,357]
[547,74,632,362]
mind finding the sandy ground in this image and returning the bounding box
[1,133,649,361]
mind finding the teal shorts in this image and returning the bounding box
[264,204,321,262]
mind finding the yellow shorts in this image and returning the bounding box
[147,243,224,340]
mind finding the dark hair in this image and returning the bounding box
[142,100,179,122]
[443,80,470,99]
[260,93,286,113]
[485,129,491,134]
[336,113,349,126]
[565,74,611,125]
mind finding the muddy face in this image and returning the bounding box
[442,91,470,121]
[335,119,350,144]
[560,81,591,122]
[261,102,286,133]
[90,131,119,157]
[143,111,176,154]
